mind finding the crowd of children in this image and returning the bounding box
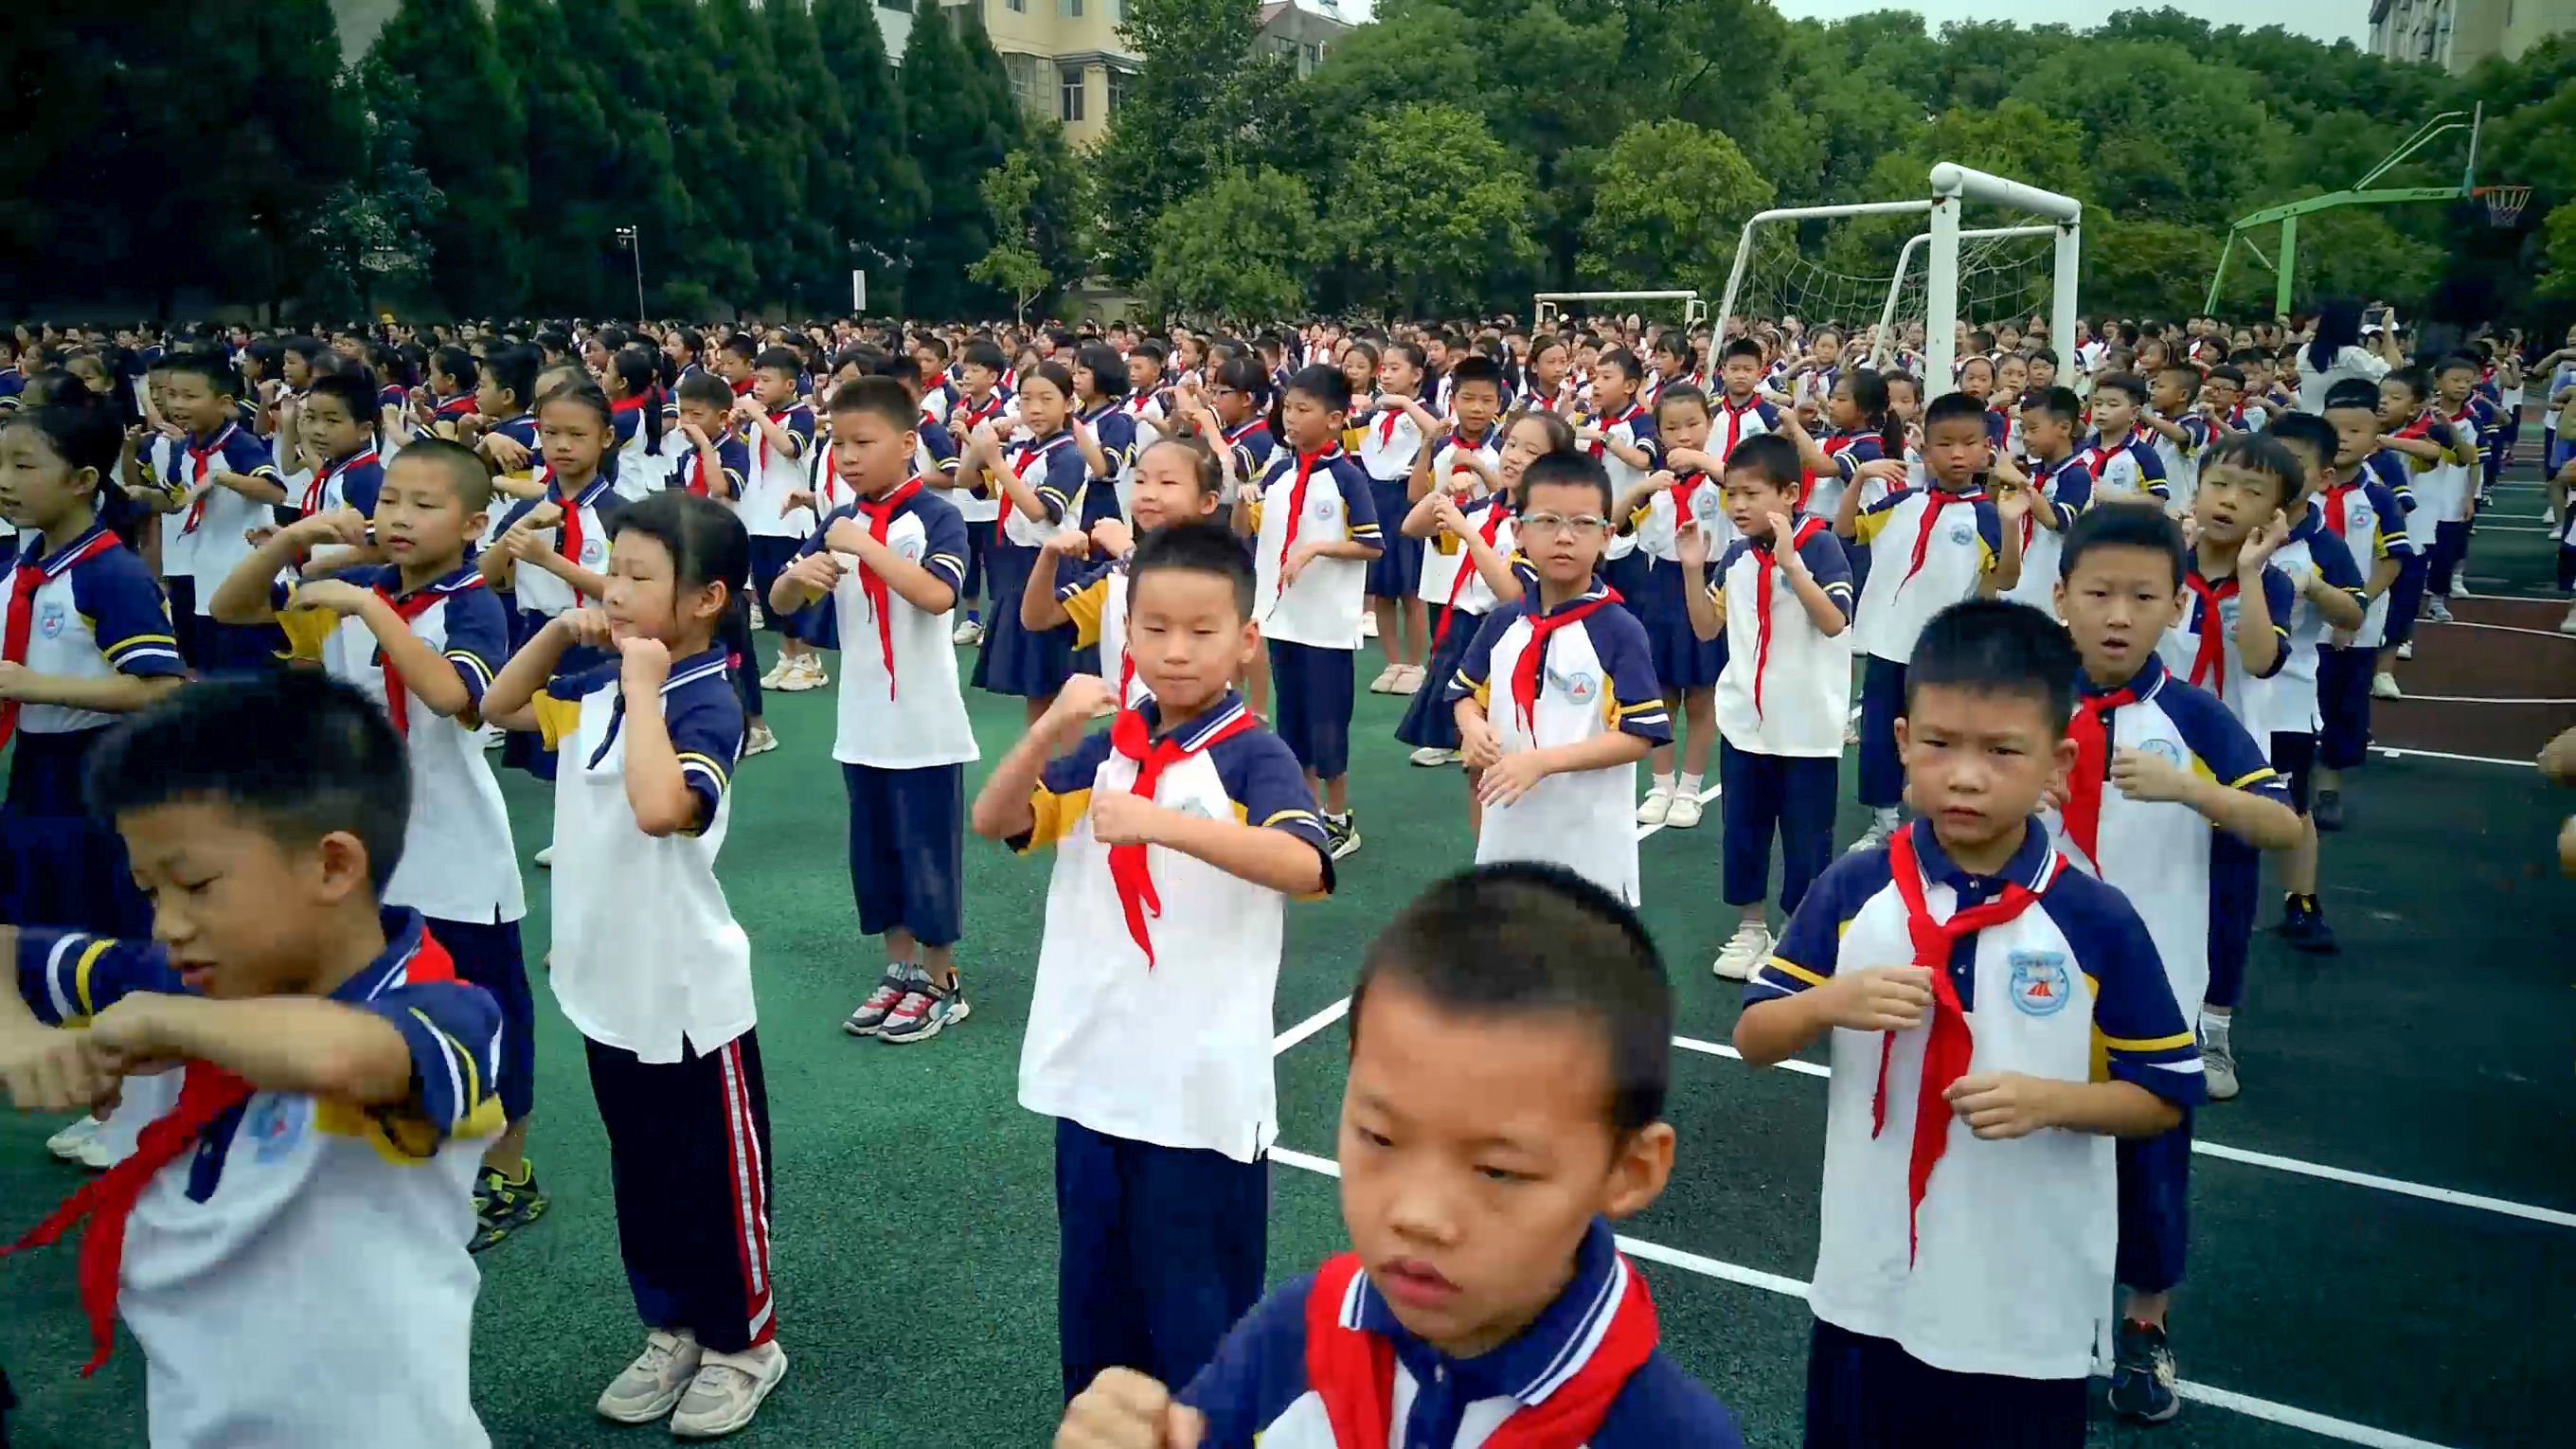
[0,301,2567,1448]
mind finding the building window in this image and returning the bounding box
[1106,68,1129,115]
[1061,65,1086,123]
[1112,0,1125,19]
[1062,0,1082,15]
[1006,0,1024,11]
[1005,52,1043,112]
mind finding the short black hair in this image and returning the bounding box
[87,672,411,893]
[2091,371,2148,406]
[162,349,239,398]
[2059,501,2186,589]
[428,344,477,390]
[1653,382,1710,422]
[302,370,379,431]
[960,339,1008,373]
[827,374,918,433]
[386,436,494,515]
[611,488,749,599]
[1724,431,1801,492]
[2156,362,2202,400]
[2265,410,2337,468]
[1922,389,1988,434]
[1905,599,2081,737]
[1351,863,1672,1137]
[2020,385,2083,430]
[1128,518,1256,618]
[1596,347,1642,384]
[2321,378,2381,414]
[481,344,541,414]
[2431,353,2479,379]
[675,371,734,411]
[2205,431,2305,504]
[2382,366,2430,404]
[1445,353,1504,397]
[1518,447,1614,515]
[1719,336,1763,365]
[752,347,801,376]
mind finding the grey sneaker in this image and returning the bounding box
[2426,597,2454,624]
[2202,1023,2240,1101]
[2107,1318,2180,1423]
[842,966,916,1037]
[670,1344,788,1439]
[879,975,970,1044]
[597,1330,701,1423]
[1325,812,1362,860]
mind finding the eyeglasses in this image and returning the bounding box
[1517,512,1608,536]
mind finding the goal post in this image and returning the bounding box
[1871,225,2058,368]
[1532,291,1707,331]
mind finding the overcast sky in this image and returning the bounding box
[1332,1,2370,47]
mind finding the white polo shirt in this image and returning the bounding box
[1417,492,1521,619]
[2257,510,2366,734]
[1850,486,2002,663]
[2001,454,2095,612]
[2156,562,2296,737]
[0,525,185,735]
[288,564,525,926]
[17,912,506,1449]
[1013,692,1332,1161]
[493,472,618,618]
[999,429,1083,547]
[162,421,281,607]
[2147,413,2213,512]
[1448,585,1671,903]
[1060,558,1147,707]
[1250,446,1383,649]
[801,485,979,770]
[2077,431,2168,509]
[737,403,817,539]
[1355,402,1425,483]
[1585,402,1661,508]
[534,648,754,1064]
[1709,521,1854,757]
[1748,822,2202,1380]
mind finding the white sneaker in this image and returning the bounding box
[45,1116,105,1166]
[2201,1021,2241,1101]
[597,1329,702,1423]
[1367,664,1403,694]
[797,653,830,690]
[741,724,778,758]
[669,1343,788,1439]
[952,617,985,647]
[2370,671,2402,700]
[2426,598,2454,624]
[1636,785,1674,827]
[534,844,555,868]
[760,656,792,689]
[747,602,765,630]
[1846,817,1894,855]
[2395,640,2414,660]
[1712,919,1774,980]
[1360,612,1380,638]
[2559,605,2576,636]
[1664,792,1704,829]
[2449,581,2474,599]
[1409,745,1458,767]
[772,655,827,692]
[1390,665,1423,696]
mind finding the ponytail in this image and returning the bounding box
[613,346,668,456]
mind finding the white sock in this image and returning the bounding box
[2200,1011,2232,1044]
[1874,805,1900,831]
[1678,772,1704,796]
[1652,772,1676,794]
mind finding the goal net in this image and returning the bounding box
[1532,290,1708,332]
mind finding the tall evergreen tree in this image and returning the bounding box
[493,0,621,314]
[632,0,754,312]
[814,0,924,314]
[900,9,1009,319]
[365,0,528,316]
[560,0,695,316]
[1094,0,1282,283]
[708,0,805,306]
[233,0,366,317]
[767,0,850,310]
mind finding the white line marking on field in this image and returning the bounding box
[1262,1151,2468,1448]
[1271,997,1351,1054]
[1636,780,1726,841]
[2389,694,2576,705]
[1673,1032,1830,1078]
[2371,745,2540,768]
[2421,618,2576,640]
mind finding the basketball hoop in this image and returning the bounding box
[2475,185,2531,226]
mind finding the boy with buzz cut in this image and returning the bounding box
[737,347,825,694]
[2004,385,2094,613]
[1451,449,1670,905]
[1737,599,2204,1449]
[0,671,508,1447]
[2279,402,2407,835]
[2137,362,2216,514]
[2076,372,2170,510]
[973,521,1333,1406]
[769,377,979,1046]
[2047,506,2303,1422]
[1056,863,1744,1449]
[207,438,547,1252]
[153,349,287,672]
[1840,390,2030,853]
[1678,433,1854,979]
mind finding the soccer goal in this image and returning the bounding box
[1716,163,2082,390]
[1532,291,1708,332]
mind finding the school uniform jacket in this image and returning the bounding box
[800,488,977,770]
[0,524,185,737]
[2077,430,2168,507]
[1708,525,1854,757]
[492,472,620,617]
[2001,453,2094,611]
[1248,446,1383,649]
[161,422,282,608]
[2156,558,2295,736]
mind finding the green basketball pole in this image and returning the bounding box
[2205,106,2480,317]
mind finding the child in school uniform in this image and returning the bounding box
[1242,365,1384,860]
[672,373,772,756]
[607,347,677,498]
[2424,356,2487,617]
[2002,386,2093,613]
[736,348,824,694]
[1025,436,1226,711]
[2138,363,2216,515]
[154,350,286,672]
[1833,391,2029,852]
[1677,433,1854,979]
[1359,342,1437,694]
[768,378,978,1046]
[0,391,186,939]
[2079,373,2172,509]
[422,346,480,437]
[975,521,1333,1408]
[1449,450,1669,905]
[484,490,786,1438]
[1068,346,1142,658]
[942,340,1017,644]
[1737,599,2204,1449]
[210,437,547,1255]
[2046,504,2301,1423]
[0,672,509,1446]
[286,372,386,521]
[1056,864,1744,1449]
[2370,367,2455,681]
[2281,402,2407,836]
[1611,382,1717,831]
[1395,357,1513,770]
[968,362,1086,724]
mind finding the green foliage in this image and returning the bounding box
[365,0,528,315]
[814,0,925,313]
[1095,0,1288,283]
[1328,105,1540,317]
[1148,168,1318,323]
[970,150,1054,322]
[1579,120,1773,297]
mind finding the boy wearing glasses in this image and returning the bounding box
[1448,450,1671,903]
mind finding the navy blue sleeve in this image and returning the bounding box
[16,929,185,1024]
[782,405,815,458]
[1971,496,2003,557]
[221,430,280,480]
[439,583,510,708]
[2047,457,2092,526]
[361,977,507,1141]
[916,493,970,597]
[1177,1272,1322,1449]
[1095,411,1136,475]
[344,459,384,519]
[1594,609,1672,743]
[1799,530,1856,618]
[2308,528,2365,599]
[2134,446,2170,499]
[1445,604,1522,707]
[2250,565,2296,678]
[544,661,618,703]
[1747,849,1892,1004]
[2161,683,2291,804]
[1212,730,1333,876]
[71,551,186,678]
[919,420,961,473]
[2364,482,2416,559]
[1336,458,1383,546]
[666,680,745,834]
[1590,1351,1747,1449]
[1039,444,1082,522]
[2039,874,2205,1105]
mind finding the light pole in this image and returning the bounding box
[614,225,646,321]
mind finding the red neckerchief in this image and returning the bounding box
[2182,569,2238,697]
[6,926,459,1375]
[1373,402,1405,450]
[1223,417,1271,458]
[2063,679,2138,863]
[610,395,647,420]
[1898,487,1983,591]
[1275,445,1341,590]
[1432,498,1512,647]
[375,576,481,735]
[2322,475,2362,535]
[1668,469,1708,531]
[433,394,475,421]
[1302,1252,1658,1449]
[1878,825,2046,1264]
[1002,432,1070,543]
[1104,701,1257,966]
[179,422,242,534]
[1511,590,1620,737]
[552,477,605,601]
[756,405,800,476]
[302,447,378,514]
[1587,403,1641,461]
[848,478,926,698]
[731,377,757,399]
[1749,517,1828,720]
[686,447,716,497]
[0,529,120,750]
[1717,394,1763,464]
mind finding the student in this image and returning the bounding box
[422,345,480,435]
[0,391,187,939]
[733,348,824,694]
[1614,382,1716,830]
[671,372,772,756]
[966,361,1085,724]
[2557,453,2576,637]
[0,671,506,1445]
[1449,450,1668,903]
[1359,342,1436,695]
[288,372,386,520]
[1736,599,2202,1449]
[1677,433,1854,978]
[156,350,286,672]
[483,490,785,1438]
[1028,436,1227,710]
[470,344,544,484]
[769,378,977,1046]
[1055,864,1744,1449]
[1835,391,2028,852]
[2047,507,2301,1419]
[2423,356,2486,617]
[1782,367,1902,530]
[607,346,675,497]
[1396,358,1515,770]
[2079,373,2171,508]
[2370,367,2455,673]
[2003,386,2093,612]
[2285,400,2409,833]
[1241,365,1383,859]
[974,521,1333,1407]
[482,384,624,814]
[2138,364,2214,515]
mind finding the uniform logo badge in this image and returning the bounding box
[1692,483,1723,518]
[244,1095,308,1163]
[1948,523,1975,546]
[2007,950,2072,1017]
[35,603,66,640]
[1311,495,1338,522]
[2140,737,2184,767]
[581,538,605,566]
[896,535,922,563]
[1167,796,1216,821]
[1548,669,1600,706]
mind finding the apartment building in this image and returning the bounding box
[2367,0,2576,73]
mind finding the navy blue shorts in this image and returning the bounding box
[427,914,534,1124]
[1268,639,1354,781]
[2116,1108,2194,1295]
[1054,1118,1266,1404]
[2382,552,2430,647]
[2317,644,2374,771]
[747,536,807,636]
[843,761,965,947]
[2557,544,2576,594]
[2269,730,2317,814]
[1803,1316,2086,1449]
[1,728,150,937]
[1856,654,1908,810]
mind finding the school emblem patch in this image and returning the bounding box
[581,538,605,566]
[895,535,922,563]
[35,602,66,640]
[1310,495,1339,522]
[2007,950,2072,1017]
[1948,523,1975,546]
[1167,796,1217,821]
[2139,737,2184,767]
[244,1094,309,1163]
[1549,668,1600,706]
[1691,483,1724,519]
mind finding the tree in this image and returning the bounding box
[708,0,806,307]
[1095,0,1287,282]
[493,0,623,314]
[1148,167,1317,322]
[814,0,925,313]
[1328,105,1540,316]
[767,0,850,309]
[632,0,754,313]
[900,9,1014,317]
[365,0,528,316]
[970,151,1052,323]
[1579,120,1774,296]
[308,74,445,317]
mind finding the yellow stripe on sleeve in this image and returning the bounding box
[1016,785,1093,855]
[2101,1028,2197,1053]
[531,693,582,752]
[1766,956,1828,988]
[2227,766,2280,789]
[1061,578,1110,650]
[674,751,731,793]
[71,939,113,1022]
